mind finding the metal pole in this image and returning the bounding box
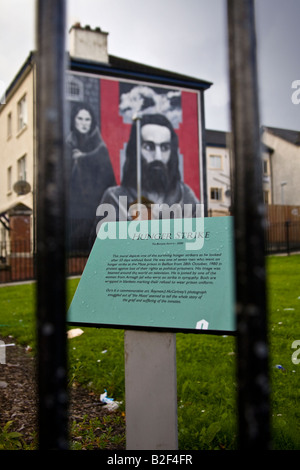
[280,181,287,205]
[285,220,290,255]
[35,0,69,450]
[133,114,142,210]
[125,330,178,450]
[125,116,178,448]
[227,0,271,449]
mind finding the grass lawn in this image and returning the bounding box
[0,254,299,449]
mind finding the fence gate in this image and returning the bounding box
[33,0,271,450]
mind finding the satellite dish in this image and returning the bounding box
[13,180,31,196]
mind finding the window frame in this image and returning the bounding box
[209,154,223,170]
[17,94,27,132]
[262,159,269,176]
[263,190,270,204]
[7,166,12,193]
[7,112,12,139]
[17,155,27,181]
[210,186,223,201]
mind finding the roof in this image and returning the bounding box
[263,126,300,146]
[0,52,35,108]
[205,129,229,147]
[0,199,32,216]
[108,55,212,90]
[206,129,274,155]
[68,23,212,90]
[70,54,212,91]
[1,47,212,111]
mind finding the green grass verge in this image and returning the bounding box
[0,254,299,449]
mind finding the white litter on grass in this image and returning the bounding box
[100,389,122,411]
[274,364,286,372]
[104,401,121,411]
[283,308,295,311]
[67,328,84,339]
[100,389,114,404]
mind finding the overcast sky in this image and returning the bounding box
[0,0,299,131]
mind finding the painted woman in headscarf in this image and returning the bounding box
[66,101,116,250]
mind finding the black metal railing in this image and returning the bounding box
[1,220,299,285]
[2,0,291,450]
[0,239,89,284]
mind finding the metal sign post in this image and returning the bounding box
[227,0,271,449]
[36,0,69,450]
[124,330,178,450]
[134,114,142,209]
[124,113,178,450]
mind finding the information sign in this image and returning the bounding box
[68,216,235,334]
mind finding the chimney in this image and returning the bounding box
[69,23,109,63]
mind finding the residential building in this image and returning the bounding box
[0,24,211,267]
[0,53,35,254]
[1,24,299,278]
[261,126,300,205]
[205,129,232,215]
[205,126,300,215]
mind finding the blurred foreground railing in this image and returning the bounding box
[1,0,295,451]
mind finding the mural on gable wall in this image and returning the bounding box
[66,71,203,253]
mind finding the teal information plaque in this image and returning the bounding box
[68,217,236,334]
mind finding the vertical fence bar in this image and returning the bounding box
[35,0,68,450]
[285,220,290,255]
[227,0,271,449]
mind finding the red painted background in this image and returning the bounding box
[100,78,201,200]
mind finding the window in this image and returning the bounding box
[7,166,12,193]
[66,75,84,102]
[7,112,12,138]
[262,159,269,175]
[210,187,223,201]
[209,154,222,169]
[17,155,27,181]
[17,94,27,131]
[263,190,270,204]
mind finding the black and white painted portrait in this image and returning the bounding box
[66,99,116,250]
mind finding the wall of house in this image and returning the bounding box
[262,130,300,205]
[206,145,231,214]
[262,148,272,204]
[0,65,34,242]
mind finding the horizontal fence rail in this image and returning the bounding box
[0,238,88,284]
[1,220,299,284]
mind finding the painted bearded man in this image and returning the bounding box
[99,113,199,220]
